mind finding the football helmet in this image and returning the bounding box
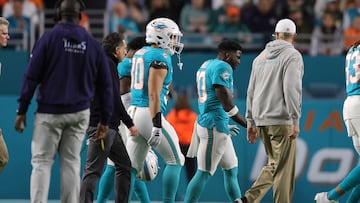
[137,149,159,182]
[146,17,184,56]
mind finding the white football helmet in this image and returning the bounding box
[146,17,184,56]
[137,149,159,182]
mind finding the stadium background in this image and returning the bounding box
[0,49,356,202]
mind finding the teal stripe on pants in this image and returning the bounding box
[205,128,214,171]
[162,129,181,165]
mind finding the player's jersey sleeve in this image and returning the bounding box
[211,62,233,90]
[117,57,132,78]
[150,50,172,70]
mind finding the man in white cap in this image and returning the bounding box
[235,18,304,203]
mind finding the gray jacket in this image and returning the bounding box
[246,39,304,128]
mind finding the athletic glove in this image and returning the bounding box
[229,125,240,137]
[148,127,162,147]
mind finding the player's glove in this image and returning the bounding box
[229,125,240,136]
[148,127,162,147]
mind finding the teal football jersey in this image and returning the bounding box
[117,57,132,78]
[196,59,233,134]
[130,46,173,112]
[345,46,360,96]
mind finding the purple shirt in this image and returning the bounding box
[17,22,113,125]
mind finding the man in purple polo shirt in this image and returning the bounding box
[14,0,113,202]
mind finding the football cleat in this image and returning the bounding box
[314,192,339,203]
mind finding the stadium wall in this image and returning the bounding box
[0,51,353,202]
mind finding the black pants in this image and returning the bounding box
[80,127,131,203]
[180,144,196,182]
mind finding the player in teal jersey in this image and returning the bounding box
[117,36,148,101]
[184,40,247,203]
[315,41,360,203]
[126,18,185,203]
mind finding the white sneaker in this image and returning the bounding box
[234,199,243,203]
[314,192,339,203]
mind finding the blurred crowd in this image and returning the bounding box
[1,0,360,55]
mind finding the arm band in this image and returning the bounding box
[150,61,168,69]
[226,106,239,117]
[152,112,162,128]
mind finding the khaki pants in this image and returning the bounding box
[245,125,296,203]
[0,128,9,172]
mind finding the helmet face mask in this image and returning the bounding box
[169,33,183,55]
[146,18,184,56]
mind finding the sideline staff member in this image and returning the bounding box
[239,18,304,203]
[14,0,113,202]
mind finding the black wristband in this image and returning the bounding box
[152,112,162,128]
[16,109,25,115]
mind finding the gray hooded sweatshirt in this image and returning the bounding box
[246,39,304,128]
